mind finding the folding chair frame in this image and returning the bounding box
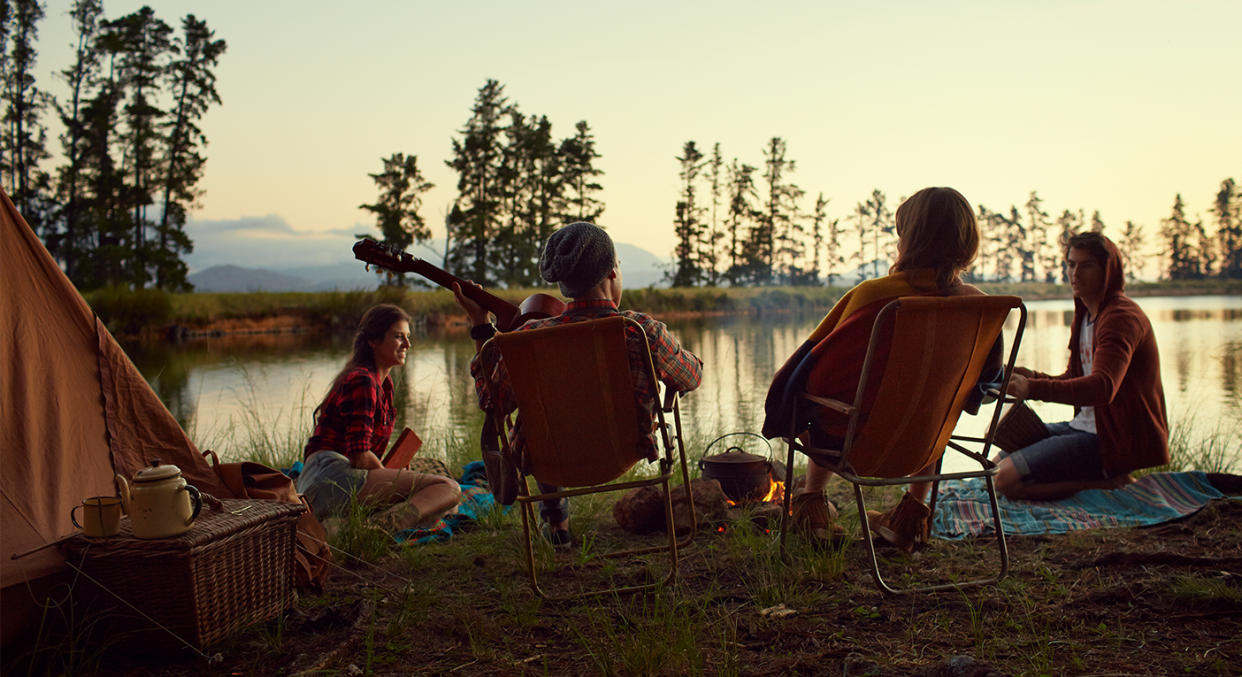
[778,297,1027,594]
[484,316,696,599]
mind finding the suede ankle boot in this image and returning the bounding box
[866,492,930,553]
[791,491,846,545]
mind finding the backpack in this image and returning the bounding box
[203,451,332,591]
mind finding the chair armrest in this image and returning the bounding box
[798,392,855,416]
[662,387,679,413]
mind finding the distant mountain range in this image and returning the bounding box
[184,216,673,292]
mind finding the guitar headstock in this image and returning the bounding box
[353,238,416,272]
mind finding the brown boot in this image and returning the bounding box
[791,491,847,545]
[865,492,930,553]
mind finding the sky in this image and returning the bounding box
[33,1,1242,270]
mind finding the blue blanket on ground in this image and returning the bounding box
[932,471,1232,539]
[395,461,508,545]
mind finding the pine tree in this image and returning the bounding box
[1024,191,1051,282]
[1118,220,1146,282]
[851,200,870,283]
[670,140,705,287]
[1052,209,1079,282]
[1161,194,1196,280]
[559,119,604,223]
[153,13,225,291]
[49,0,103,281]
[757,137,802,284]
[822,199,844,287]
[863,189,891,279]
[359,153,433,286]
[807,192,829,285]
[1090,209,1106,234]
[445,79,508,285]
[105,6,173,287]
[1,0,52,234]
[1214,178,1241,279]
[999,206,1024,283]
[700,142,725,286]
[724,159,757,285]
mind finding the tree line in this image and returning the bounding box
[1,0,225,291]
[665,136,1242,286]
[361,79,605,288]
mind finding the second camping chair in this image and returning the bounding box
[778,295,1026,594]
[480,315,695,598]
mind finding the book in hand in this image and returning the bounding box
[382,427,423,468]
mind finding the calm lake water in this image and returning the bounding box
[126,295,1242,473]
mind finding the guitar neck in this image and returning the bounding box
[408,260,517,325]
[353,240,518,329]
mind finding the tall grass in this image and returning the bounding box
[1157,406,1241,474]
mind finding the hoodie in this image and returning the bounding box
[1018,236,1169,475]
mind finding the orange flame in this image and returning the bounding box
[724,474,786,507]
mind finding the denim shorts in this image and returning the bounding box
[1008,422,1108,484]
[296,450,366,520]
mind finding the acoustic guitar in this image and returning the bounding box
[352,238,566,331]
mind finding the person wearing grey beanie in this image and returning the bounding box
[539,222,617,298]
[452,221,703,549]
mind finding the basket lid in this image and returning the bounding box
[134,459,182,482]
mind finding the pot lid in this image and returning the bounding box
[134,459,182,482]
[702,448,767,464]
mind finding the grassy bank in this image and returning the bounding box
[18,425,1240,675]
[87,278,1242,337]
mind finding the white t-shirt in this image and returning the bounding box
[1069,312,1097,434]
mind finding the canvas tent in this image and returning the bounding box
[0,189,228,645]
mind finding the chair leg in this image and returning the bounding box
[853,476,1009,595]
[518,495,545,598]
[778,438,797,562]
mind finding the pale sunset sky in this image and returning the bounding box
[35,0,1242,266]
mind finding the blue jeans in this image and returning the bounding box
[537,481,570,525]
[1007,422,1108,484]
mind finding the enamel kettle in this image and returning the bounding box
[115,459,203,539]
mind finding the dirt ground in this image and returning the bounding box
[13,495,1242,676]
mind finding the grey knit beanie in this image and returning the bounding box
[539,222,616,297]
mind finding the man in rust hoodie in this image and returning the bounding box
[996,231,1168,500]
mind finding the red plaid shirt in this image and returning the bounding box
[305,366,395,460]
[471,299,703,458]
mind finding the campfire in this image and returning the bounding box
[723,470,786,507]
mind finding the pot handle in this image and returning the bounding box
[701,431,774,463]
[182,484,203,526]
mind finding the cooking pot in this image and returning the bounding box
[699,433,775,502]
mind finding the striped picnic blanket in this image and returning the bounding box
[931,471,1232,539]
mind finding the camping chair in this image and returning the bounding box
[480,315,695,599]
[778,295,1026,594]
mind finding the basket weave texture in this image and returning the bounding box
[62,498,303,649]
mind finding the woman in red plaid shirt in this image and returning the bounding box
[454,222,703,548]
[299,304,460,531]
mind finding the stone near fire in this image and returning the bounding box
[613,479,729,535]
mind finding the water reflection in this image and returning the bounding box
[125,295,1241,469]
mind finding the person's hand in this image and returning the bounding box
[452,282,491,326]
[351,451,383,470]
[1005,373,1030,400]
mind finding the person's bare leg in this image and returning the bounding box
[801,460,836,494]
[360,469,461,530]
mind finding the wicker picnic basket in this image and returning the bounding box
[61,498,304,650]
[992,400,1050,453]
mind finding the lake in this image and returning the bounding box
[126,295,1242,474]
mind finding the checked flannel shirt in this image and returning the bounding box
[471,298,703,460]
[304,366,395,461]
